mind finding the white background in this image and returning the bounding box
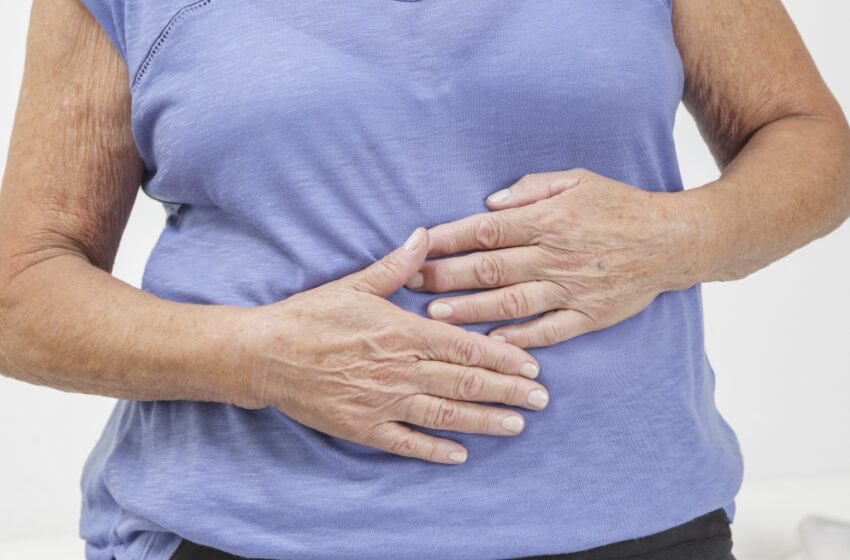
[0,1,848,558]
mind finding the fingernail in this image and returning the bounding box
[403,228,422,252]
[448,450,468,463]
[429,302,453,319]
[488,188,511,203]
[406,273,424,289]
[490,333,506,343]
[501,415,525,433]
[527,389,549,410]
[520,362,539,379]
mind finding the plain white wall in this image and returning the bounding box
[0,0,848,544]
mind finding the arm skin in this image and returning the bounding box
[0,0,254,405]
[0,0,551,464]
[410,0,850,348]
[673,0,850,283]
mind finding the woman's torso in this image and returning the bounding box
[79,2,744,559]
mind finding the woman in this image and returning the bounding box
[0,0,848,559]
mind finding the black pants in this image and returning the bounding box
[160,508,734,560]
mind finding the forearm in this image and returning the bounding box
[0,1,262,407]
[675,113,850,285]
[0,252,257,405]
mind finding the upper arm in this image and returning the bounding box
[672,0,848,169]
[0,0,143,282]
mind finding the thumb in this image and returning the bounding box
[338,228,429,298]
[485,169,586,210]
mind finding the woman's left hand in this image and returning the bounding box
[406,168,701,349]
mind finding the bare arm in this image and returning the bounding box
[674,0,850,283]
[0,0,549,464]
[408,0,850,348]
[0,0,250,403]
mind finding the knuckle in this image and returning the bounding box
[427,398,458,428]
[499,288,532,318]
[543,320,566,345]
[554,205,578,232]
[540,280,566,308]
[472,216,503,249]
[390,433,419,457]
[350,275,379,294]
[489,351,508,373]
[538,204,566,230]
[371,324,407,351]
[476,411,492,434]
[373,323,428,359]
[481,338,509,372]
[355,418,395,445]
[340,411,376,438]
[355,422,382,445]
[501,382,519,405]
[537,249,564,278]
[393,393,417,419]
[379,254,405,277]
[474,253,506,287]
[577,312,596,334]
[553,280,579,304]
[431,268,452,292]
[365,362,404,386]
[454,369,485,401]
[348,383,384,411]
[452,336,482,365]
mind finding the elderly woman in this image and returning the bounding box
[1,0,848,559]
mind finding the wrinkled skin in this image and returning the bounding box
[242,228,550,464]
[410,169,699,348]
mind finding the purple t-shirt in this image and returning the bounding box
[79,1,743,559]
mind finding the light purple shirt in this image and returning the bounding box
[79,1,743,559]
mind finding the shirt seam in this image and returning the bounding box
[131,0,215,94]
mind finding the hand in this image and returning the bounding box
[406,169,698,348]
[239,228,549,465]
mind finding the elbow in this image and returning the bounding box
[0,255,22,317]
[836,121,850,227]
[0,256,15,327]
[822,94,850,225]
[811,105,850,234]
[0,254,38,378]
[0,286,17,379]
[0,261,20,376]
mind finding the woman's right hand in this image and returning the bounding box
[237,228,550,464]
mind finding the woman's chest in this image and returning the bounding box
[131,1,683,211]
[132,1,681,150]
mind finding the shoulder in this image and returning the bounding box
[78,0,196,83]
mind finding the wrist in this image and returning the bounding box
[180,303,276,409]
[649,184,730,291]
[224,304,278,409]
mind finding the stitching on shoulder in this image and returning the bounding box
[131,0,215,94]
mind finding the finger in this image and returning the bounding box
[419,322,541,379]
[337,227,429,297]
[406,246,547,292]
[400,394,527,437]
[365,421,469,465]
[485,169,589,211]
[426,281,561,325]
[489,309,595,348]
[426,208,540,258]
[412,361,550,411]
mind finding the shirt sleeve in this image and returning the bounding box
[79,0,128,64]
